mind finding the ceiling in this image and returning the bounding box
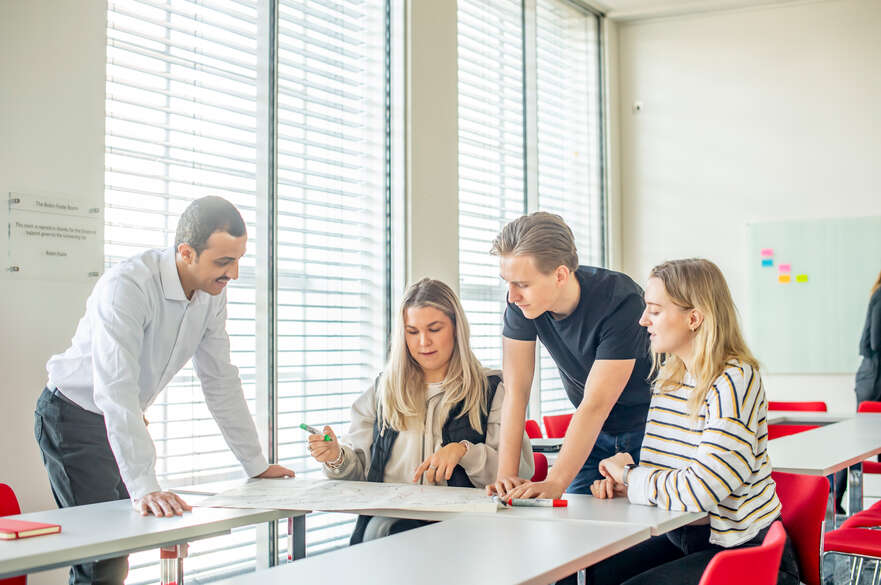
[592,0,808,20]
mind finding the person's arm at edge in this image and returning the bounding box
[505,358,635,499]
[488,336,536,495]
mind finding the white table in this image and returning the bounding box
[209,515,651,585]
[766,411,849,425]
[0,498,306,582]
[770,416,881,522]
[352,492,704,537]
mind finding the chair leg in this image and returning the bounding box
[851,556,860,584]
[872,558,880,585]
[856,557,865,585]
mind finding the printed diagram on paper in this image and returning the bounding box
[199,478,499,513]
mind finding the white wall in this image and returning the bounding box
[615,0,881,411]
[0,1,106,583]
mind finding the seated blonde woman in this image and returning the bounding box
[307,278,534,543]
[568,259,799,585]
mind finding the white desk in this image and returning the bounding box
[209,515,651,585]
[352,492,704,537]
[766,411,849,425]
[770,416,881,522]
[0,499,306,582]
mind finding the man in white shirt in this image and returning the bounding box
[34,196,294,585]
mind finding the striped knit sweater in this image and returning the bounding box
[627,361,781,547]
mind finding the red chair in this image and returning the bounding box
[768,401,828,412]
[823,528,881,585]
[698,521,786,585]
[1,483,27,585]
[858,402,881,474]
[531,453,548,482]
[525,419,543,439]
[767,424,820,440]
[543,413,573,439]
[772,471,830,585]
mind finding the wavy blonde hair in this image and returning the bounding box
[378,278,489,433]
[649,259,759,419]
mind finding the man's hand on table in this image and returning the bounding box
[134,491,192,517]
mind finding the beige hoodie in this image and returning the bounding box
[324,371,534,487]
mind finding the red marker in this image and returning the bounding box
[506,498,567,507]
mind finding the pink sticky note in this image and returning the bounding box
[761,249,774,257]
[778,264,791,273]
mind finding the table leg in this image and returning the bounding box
[159,543,188,585]
[287,516,306,561]
[577,568,586,585]
[849,462,864,516]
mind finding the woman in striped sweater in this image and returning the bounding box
[585,259,799,585]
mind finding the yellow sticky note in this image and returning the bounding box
[778,274,791,284]
[796,274,808,283]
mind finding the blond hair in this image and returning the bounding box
[379,278,489,433]
[872,270,881,296]
[490,212,579,274]
[649,259,759,419]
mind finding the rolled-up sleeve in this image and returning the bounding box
[193,295,268,478]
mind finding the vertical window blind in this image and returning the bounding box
[105,0,390,580]
[274,0,388,556]
[457,0,525,372]
[457,0,605,429]
[535,0,604,419]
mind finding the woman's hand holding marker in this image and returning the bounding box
[306,425,342,464]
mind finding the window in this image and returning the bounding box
[274,0,389,556]
[457,0,605,425]
[105,0,391,580]
[457,0,525,371]
[535,0,604,418]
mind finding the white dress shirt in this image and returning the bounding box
[46,247,268,499]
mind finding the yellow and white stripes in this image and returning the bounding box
[627,362,781,547]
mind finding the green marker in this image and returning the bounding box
[300,423,332,441]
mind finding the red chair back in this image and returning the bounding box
[1,484,26,585]
[525,419,543,439]
[772,471,829,585]
[542,413,573,439]
[698,521,786,585]
[531,453,548,482]
[767,401,827,412]
[858,401,881,413]
[767,424,819,440]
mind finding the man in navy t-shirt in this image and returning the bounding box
[489,212,652,499]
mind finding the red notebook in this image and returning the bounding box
[0,519,61,540]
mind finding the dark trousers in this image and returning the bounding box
[34,387,130,585]
[835,354,881,510]
[558,522,800,585]
[566,427,645,494]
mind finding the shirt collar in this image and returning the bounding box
[160,247,190,302]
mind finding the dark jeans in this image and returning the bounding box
[558,522,800,585]
[35,387,130,585]
[566,427,645,494]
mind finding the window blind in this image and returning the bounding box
[535,0,604,420]
[105,0,390,580]
[273,0,389,556]
[457,0,525,371]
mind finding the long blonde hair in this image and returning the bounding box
[378,278,489,433]
[650,259,759,419]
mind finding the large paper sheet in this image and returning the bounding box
[199,478,500,513]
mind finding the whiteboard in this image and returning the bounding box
[747,217,881,374]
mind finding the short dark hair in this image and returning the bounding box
[175,196,246,255]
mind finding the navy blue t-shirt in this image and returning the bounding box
[503,266,652,434]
